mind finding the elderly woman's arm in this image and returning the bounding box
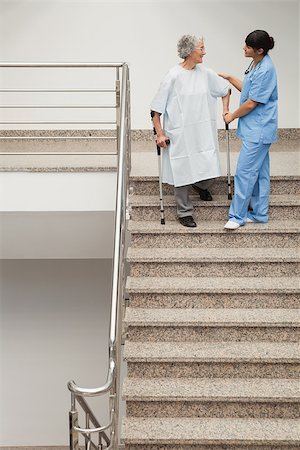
[152,111,169,148]
[222,91,230,116]
[218,73,243,92]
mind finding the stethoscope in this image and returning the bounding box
[244,60,254,75]
[245,58,263,75]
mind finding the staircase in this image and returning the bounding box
[122,174,300,449]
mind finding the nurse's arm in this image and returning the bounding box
[232,99,258,119]
[224,99,258,123]
[218,73,243,92]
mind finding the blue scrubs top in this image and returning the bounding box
[237,54,278,144]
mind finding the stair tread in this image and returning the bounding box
[122,417,300,444]
[123,377,300,401]
[127,246,299,262]
[130,193,300,206]
[130,174,300,181]
[126,276,300,293]
[124,341,299,362]
[124,308,300,327]
[128,219,300,234]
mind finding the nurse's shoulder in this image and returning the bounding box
[258,54,276,76]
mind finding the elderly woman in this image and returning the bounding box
[151,34,230,227]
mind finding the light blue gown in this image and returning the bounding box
[229,54,278,224]
[151,64,229,187]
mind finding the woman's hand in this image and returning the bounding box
[156,134,169,148]
[223,112,234,124]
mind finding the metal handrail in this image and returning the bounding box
[67,62,130,449]
[0,63,125,67]
[75,396,111,446]
[0,62,122,152]
[0,61,130,449]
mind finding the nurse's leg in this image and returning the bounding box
[174,185,193,218]
[229,140,269,225]
[248,147,270,222]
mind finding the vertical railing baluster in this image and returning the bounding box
[116,67,121,154]
[69,394,79,450]
[98,430,103,450]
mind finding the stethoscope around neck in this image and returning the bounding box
[244,60,254,75]
[245,58,264,75]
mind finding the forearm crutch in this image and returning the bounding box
[225,121,233,200]
[225,88,232,200]
[156,139,170,225]
[156,143,166,225]
[150,110,169,225]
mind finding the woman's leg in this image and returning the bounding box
[174,185,193,218]
[229,140,270,225]
[193,178,215,190]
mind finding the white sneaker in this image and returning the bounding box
[224,220,241,230]
[246,218,255,223]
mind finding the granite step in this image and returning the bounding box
[127,247,299,278]
[122,417,300,448]
[128,220,300,248]
[127,276,300,309]
[129,194,300,221]
[126,276,300,296]
[123,378,300,419]
[130,175,300,196]
[125,341,300,379]
[124,308,299,342]
[124,341,300,363]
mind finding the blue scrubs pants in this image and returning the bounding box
[229,139,271,225]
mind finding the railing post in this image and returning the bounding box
[85,412,90,450]
[116,67,121,153]
[69,394,79,450]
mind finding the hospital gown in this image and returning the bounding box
[151,64,229,187]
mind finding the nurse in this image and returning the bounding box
[151,34,230,227]
[219,30,278,230]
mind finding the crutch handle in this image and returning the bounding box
[156,139,170,155]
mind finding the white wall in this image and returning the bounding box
[0,0,299,129]
[0,172,117,211]
[0,211,115,258]
[0,259,113,445]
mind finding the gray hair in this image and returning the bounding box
[177,35,202,59]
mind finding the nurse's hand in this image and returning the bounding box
[223,112,234,124]
[156,134,169,148]
[218,72,230,80]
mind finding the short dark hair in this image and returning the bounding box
[245,30,275,55]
